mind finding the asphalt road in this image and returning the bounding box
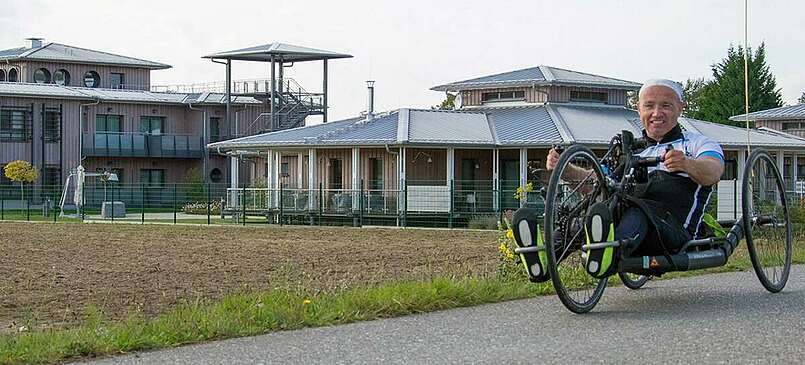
[80,266,805,365]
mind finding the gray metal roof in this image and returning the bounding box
[0,82,261,105]
[730,104,805,122]
[203,43,352,62]
[485,106,562,145]
[0,43,170,70]
[209,103,805,151]
[431,65,641,92]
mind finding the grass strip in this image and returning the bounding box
[2,249,801,364]
[0,278,553,365]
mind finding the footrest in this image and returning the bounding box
[512,207,550,283]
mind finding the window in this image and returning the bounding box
[42,166,62,187]
[481,90,525,102]
[96,114,122,133]
[7,68,18,82]
[209,168,222,183]
[34,68,51,83]
[140,169,165,188]
[54,69,70,86]
[209,117,221,142]
[0,165,12,186]
[570,90,608,103]
[328,159,343,189]
[370,158,383,189]
[83,71,100,88]
[139,116,165,135]
[0,108,31,141]
[0,69,5,82]
[280,162,290,178]
[44,109,61,141]
[782,122,805,131]
[110,73,124,89]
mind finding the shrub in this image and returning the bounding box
[467,214,498,230]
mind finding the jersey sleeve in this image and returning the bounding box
[692,135,724,163]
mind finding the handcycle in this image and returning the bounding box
[511,130,792,313]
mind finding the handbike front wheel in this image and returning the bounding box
[544,145,608,313]
[619,272,649,290]
[742,149,793,293]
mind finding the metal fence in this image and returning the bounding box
[1,178,802,229]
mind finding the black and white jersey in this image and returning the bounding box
[634,126,724,238]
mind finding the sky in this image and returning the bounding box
[2,0,804,123]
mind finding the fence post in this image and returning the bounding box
[498,183,503,227]
[318,183,323,226]
[81,182,85,221]
[279,183,284,226]
[206,183,211,225]
[359,179,364,227]
[27,190,30,221]
[53,188,58,222]
[111,183,115,224]
[241,183,246,226]
[173,183,177,225]
[1,188,4,221]
[403,180,408,227]
[448,179,454,229]
[141,183,145,224]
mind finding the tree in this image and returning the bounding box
[433,93,457,110]
[687,43,782,126]
[798,92,805,105]
[3,160,39,201]
[682,78,706,117]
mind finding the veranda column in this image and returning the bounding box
[297,152,304,189]
[778,150,786,192]
[351,147,361,211]
[265,149,275,208]
[794,154,800,195]
[492,149,499,211]
[519,147,528,206]
[308,148,317,210]
[273,151,281,209]
[398,147,407,213]
[447,147,455,215]
[229,155,239,208]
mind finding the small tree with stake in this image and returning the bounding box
[3,160,39,202]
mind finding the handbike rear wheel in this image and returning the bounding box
[619,272,649,290]
[742,149,792,293]
[544,145,608,313]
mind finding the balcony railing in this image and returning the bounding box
[82,132,203,158]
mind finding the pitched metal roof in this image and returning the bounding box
[730,104,805,122]
[0,43,170,70]
[0,82,260,105]
[430,65,641,92]
[209,103,805,151]
[203,43,352,62]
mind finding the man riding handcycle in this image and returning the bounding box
[511,79,793,313]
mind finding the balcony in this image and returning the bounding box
[82,132,203,158]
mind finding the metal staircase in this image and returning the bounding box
[152,77,324,133]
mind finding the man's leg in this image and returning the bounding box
[615,207,649,257]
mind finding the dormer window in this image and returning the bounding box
[83,71,100,88]
[34,68,51,83]
[54,69,70,86]
[7,68,18,82]
[110,73,124,89]
[481,90,525,102]
[0,69,5,81]
[570,90,608,103]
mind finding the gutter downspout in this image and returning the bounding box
[78,98,100,166]
[187,102,209,183]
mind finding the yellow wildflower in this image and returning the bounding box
[303,299,312,305]
[506,229,514,240]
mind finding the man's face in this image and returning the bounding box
[637,86,684,141]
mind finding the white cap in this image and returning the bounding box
[639,79,684,102]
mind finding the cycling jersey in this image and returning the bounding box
[634,125,724,239]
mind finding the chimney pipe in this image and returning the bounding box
[366,80,375,120]
[25,37,44,49]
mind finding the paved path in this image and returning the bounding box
[80,266,805,364]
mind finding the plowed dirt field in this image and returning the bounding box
[0,222,498,332]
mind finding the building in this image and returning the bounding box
[210,66,805,224]
[731,103,805,190]
[0,38,349,196]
